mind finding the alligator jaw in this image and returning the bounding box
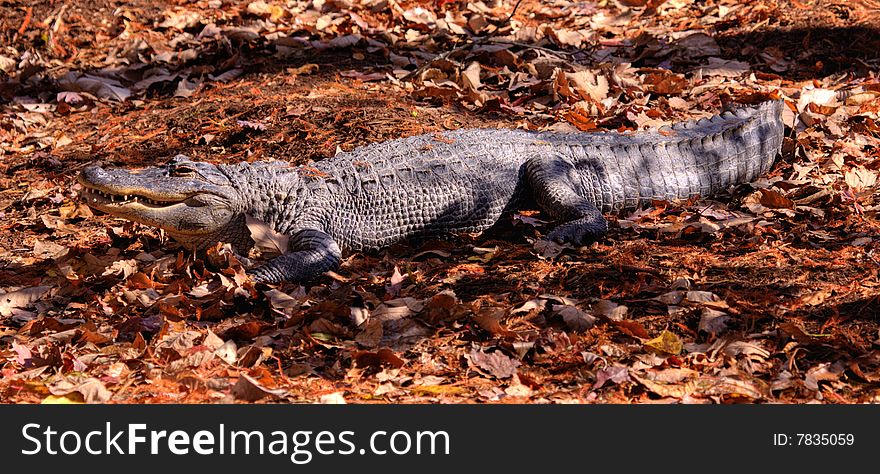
[78,182,190,209]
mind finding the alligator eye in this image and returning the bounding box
[169,165,197,177]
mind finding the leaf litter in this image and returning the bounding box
[1,0,879,404]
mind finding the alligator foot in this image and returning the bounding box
[546,216,608,246]
[247,229,342,283]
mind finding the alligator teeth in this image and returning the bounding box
[87,188,170,206]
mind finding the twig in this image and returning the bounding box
[401,42,469,81]
[17,6,33,36]
[492,0,525,36]
[401,0,527,81]
[484,38,574,58]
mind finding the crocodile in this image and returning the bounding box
[78,99,784,283]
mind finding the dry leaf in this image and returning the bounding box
[245,215,289,257]
[0,286,52,317]
[644,330,683,355]
[467,348,520,379]
[845,166,877,191]
[553,304,596,332]
[758,188,795,209]
[232,373,287,402]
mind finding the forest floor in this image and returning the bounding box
[1,0,879,403]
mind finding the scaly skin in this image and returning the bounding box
[79,100,784,283]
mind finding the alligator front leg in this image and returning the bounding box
[525,155,608,245]
[248,229,342,284]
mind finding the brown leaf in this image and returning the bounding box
[473,308,517,338]
[845,166,877,191]
[49,377,112,403]
[553,304,596,332]
[699,308,730,334]
[778,322,819,344]
[0,286,52,317]
[245,215,289,257]
[467,348,520,379]
[126,272,155,290]
[420,292,468,324]
[339,70,386,82]
[264,288,300,313]
[632,376,690,398]
[460,61,482,92]
[386,266,406,298]
[612,319,650,339]
[355,319,384,348]
[33,239,68,260]
[12,341,32,366]
[594,365,631,389]
[758,188,795,209]
[692,375,767,400]
[236,345,269,368]
[565,70,609,102]
[231,372,287,402]
[287,63,319,75]
[805,362,845,391]
[353,348,405,369]
[643,71,688,95]
[308,318,350,342]
[592,299,628,321]
[222,321,272,340]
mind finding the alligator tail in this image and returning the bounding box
[592,99,785,211]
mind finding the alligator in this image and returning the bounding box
[78,99,784,283]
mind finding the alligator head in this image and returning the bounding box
[78,155,250,251]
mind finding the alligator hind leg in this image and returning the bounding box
[524,156,608,246]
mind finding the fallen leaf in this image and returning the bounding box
[473,308,517,338]
[594,365,631,389]
[288,64,319,75]
[49,378,112,403]
[461,61,482,92]
[612,319,649,339]
[264,289,300,312]
[41,394,84,404]
[467,348,520,379]
[0,286,52,317]
[758,188,795,209]
[59,72,131,101]
[246,215,289,257]
[845,166,877,191]
[33,239,68,259]
[553,304,596,332]
[386,266,406,298]
[699,308,730,334]
[319,392,346,404]
[355,319,383,348]
[644,330,683,355]
[231,373,287,402]
[805,362,845,391]
[410,385,467,396]
[353,348,405,369]
[592,299,628,321]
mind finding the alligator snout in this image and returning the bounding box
[79,165,109,185]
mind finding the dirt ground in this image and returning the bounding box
[0,0,879,403]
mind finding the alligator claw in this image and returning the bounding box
[546,218,608,246]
